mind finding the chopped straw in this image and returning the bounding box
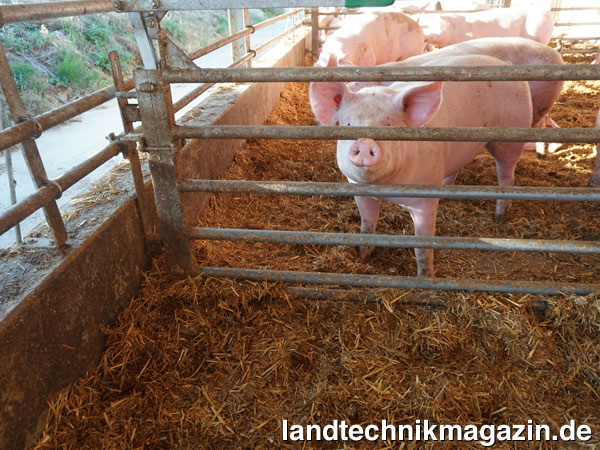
[33,50,600,449]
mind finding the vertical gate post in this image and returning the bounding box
[311,7,319,60]
[0,40,67,246]
[135,69,194,273]
[243,9,252,68]
[228,9,246,67]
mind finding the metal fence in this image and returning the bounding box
[2,1,600,296]
[0,1,306,246]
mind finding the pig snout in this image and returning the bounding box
[349,139,381,167]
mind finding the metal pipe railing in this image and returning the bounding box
[0,0,113,25]
[189,227,600,254]
[163,64,600,84]
[174,124,600,144]
[0,81,132,153]
[287,287,548,310]
[180,180,600,202]
[0,142,121,237]
[195,266,600,295]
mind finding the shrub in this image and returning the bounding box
[163,17,187,41]
[83,17,112,46]
[215,15,228,35]
[10,62,48,92]
[55,49,101,89]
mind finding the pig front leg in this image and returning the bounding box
[354,195,381,260]
[406,199,439,277]
[589,143,600,187]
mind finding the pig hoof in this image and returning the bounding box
[417,268,435,277]
[358,246,374,260]
[494,211,509,224]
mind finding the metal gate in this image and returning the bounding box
[2,0,600,296]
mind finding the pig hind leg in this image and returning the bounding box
[354,196,381,259]
[486,142,525,223]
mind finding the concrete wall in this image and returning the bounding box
[0,33,308,450]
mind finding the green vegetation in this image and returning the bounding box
[0,8,292,115]
[215,15,229,35]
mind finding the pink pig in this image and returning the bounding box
[368,37,563,155]
[316,11,425,67]
[418,8,554,49]
[310,55,533,276]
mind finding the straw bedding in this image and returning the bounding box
[33,49,600,449]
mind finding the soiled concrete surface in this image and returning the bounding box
[0,31,309,450]
[0,161,155,450]
[178,32,310,224]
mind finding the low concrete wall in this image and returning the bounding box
[0,32,308,450]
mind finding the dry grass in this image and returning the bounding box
[33,50,600,449]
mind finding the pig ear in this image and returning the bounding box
[393,81,443,127]
[309,82,349,125]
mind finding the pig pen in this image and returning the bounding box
[33,50,600,448]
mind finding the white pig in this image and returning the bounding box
[310,55,533,276]
[417,8,554,48]
[316,11,425,67]
[360,37,564,156]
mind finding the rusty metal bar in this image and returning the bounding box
[180,180,600,202]
[1,98,21,243]
[243,9,252,68]
[174,124,600,144]
[252,20,305,56]
[109,51,154,239]
[194,266,600,295]
[0,39,67,246]
[163,64,600,83]
[135,69,194,272]
[0,0,112,25]
[189,227,600,254]
[0,143,121,237]
[0,80,133,153]
[287,287,549,311]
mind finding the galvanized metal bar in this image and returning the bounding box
[0,0,112,25]
[180,179,600,202]
[288,287,448,307]
[174,124,600,144]
[243,9,252,68]
[194,266,600,295]
[228,9,246,67]
[135,69,194,272]
[163,64,600,83]
[0,143,121,237]
[551,7,600,11]
[129,12,158,70]
[0,39,67,246]
[287,287,549,311]
[117,0,393,12]
[555,22,600,26]
[109,51,154,239]
[188,227,600,254]
[553,36,600,41]
[0,80,133,154]
[311,8,319,59]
